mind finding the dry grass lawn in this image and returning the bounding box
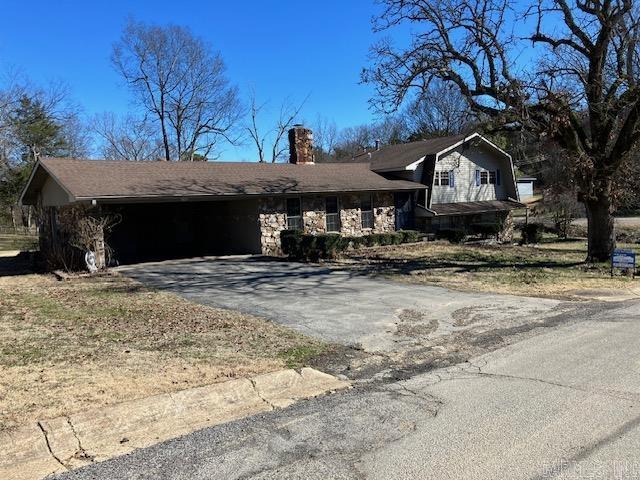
[0,272,325,431]
[344,238,640,300]
[0,234,38,252]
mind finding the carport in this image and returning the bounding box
[104,198,261,264]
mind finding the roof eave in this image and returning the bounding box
[74,184,422,204]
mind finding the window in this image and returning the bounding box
[477,169,499,186]
[325,196,340,232]
[435,171,450,186]
[286,197,302,230]
[361,194,374,229]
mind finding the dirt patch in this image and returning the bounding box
[396,309,439,336]
[0,272,326,431]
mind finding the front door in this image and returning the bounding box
[394,192,414,230]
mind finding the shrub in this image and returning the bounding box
[280,229,304,258]
[280,230,422,260]
[470,223,502,238]
[398,230,420,243]
[438,229,467,244]
[521,222,544,244]
[314,233,342,259]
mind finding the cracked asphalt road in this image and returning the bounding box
[55,299,640,479]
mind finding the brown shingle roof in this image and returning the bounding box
[364,134,469,172]
[29,157,422,203]
[431,200,523,216]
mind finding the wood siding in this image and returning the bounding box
[430,145,515,204]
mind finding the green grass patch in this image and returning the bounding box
[278,345,326,369]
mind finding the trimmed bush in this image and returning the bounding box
[398,230,420,243]
[280,229,422,260]
[314,233,342,259]
[280,229,304,258]
[521,222,544,244]
[470,223,502,238]
[438,229,467,244]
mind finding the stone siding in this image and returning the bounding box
[258,197,286,256]
[339,194,362,236]
[373,192,396,233]
[302,196,327,235]
[258,193,398,256]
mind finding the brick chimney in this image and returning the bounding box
[288,125,314,164]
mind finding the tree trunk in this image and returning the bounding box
[584,191,615,262]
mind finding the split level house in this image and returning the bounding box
[20,126,521,268]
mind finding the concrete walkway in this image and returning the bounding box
[119,256,567,353]
[0,368,348,480]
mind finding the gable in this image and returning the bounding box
[430,143,518,205]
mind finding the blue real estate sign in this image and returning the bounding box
[611,249,636,276]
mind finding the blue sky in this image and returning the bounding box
[0,0,391,160]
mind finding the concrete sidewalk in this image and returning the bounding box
[0,368,349,480]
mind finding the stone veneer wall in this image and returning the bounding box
[340,192,396,236]
[302,196,327,235]
[373,192,396,233]
[258,197,286,256]
[258,193,397,256]
[339,194,362,236]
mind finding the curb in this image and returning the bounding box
[0,368,349,480]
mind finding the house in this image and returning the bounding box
[362,133,522,238]
[516,177,537,201]
[20,126,423,267]
[20,127,522,268]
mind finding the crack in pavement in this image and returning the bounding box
[37,421,69,470]
[411,358,640,404]
[248,378,276,411]
[66,417,95,463]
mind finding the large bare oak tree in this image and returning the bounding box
[364,0,640,261]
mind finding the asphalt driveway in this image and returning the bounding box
[119,256,571,354]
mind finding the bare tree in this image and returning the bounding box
[92,112,162,160]
[405,80,474,139]
[313,115,338,162]
[244,90,307,163]
[364,0,640,261]
[333,116,409,160]
[112,19,242,161]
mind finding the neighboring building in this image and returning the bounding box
[516,177,537,200]
[363,133,522,238]
[20,126,422,266]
